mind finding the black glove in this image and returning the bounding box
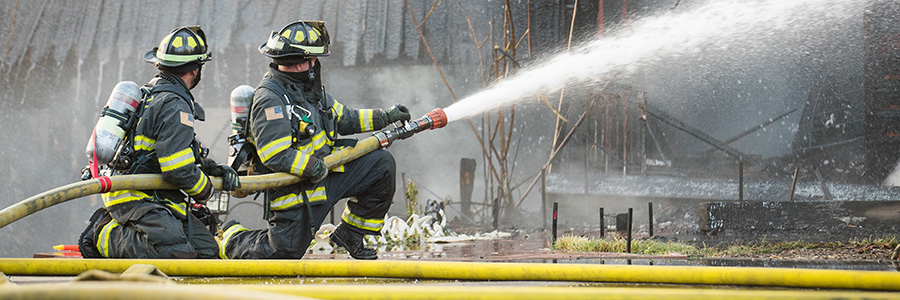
[307,157,329,184]
[201,158,242,191]
[382,104,411,124]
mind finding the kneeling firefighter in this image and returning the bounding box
[219,20,410,260]
[78,26,240,259]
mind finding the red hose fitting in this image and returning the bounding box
[426,108,447,130]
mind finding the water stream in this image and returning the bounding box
[442,0,861,123]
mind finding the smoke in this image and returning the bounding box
[442,0,863,127]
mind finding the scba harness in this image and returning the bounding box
[83,78,208,180]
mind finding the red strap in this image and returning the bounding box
[90,127,99,179]
[98,176,112,193]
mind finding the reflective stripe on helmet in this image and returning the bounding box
[155,52,211,64]
[288,44,326,55]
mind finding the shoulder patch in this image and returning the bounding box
[265,106,284,120]
[180,111,194,127]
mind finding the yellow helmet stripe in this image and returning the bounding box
[288,44,326,54]
[155,52,210,63]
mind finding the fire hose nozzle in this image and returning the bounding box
[373,108,447,148]
[423,108,448,130]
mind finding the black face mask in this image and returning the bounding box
[285,63,322,92]
[190,65,202,89]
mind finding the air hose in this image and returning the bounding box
[0,109,448,230]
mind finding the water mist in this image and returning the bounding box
[440,0,861,123]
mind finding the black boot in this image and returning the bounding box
[331,224,377,260]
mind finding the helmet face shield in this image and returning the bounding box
[259,20,331,59]
[263,31,288,54]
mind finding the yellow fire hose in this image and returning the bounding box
[1,258,899,291]
[2,283,900,300]
[0,135,382,230]
[0,282,317,300]
[224,285,900,300]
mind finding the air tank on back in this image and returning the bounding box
[85,81,142,166]
[230,85,255,137]
[228,85,255,169]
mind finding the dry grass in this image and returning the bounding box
[553,235,696,255]
[553,234,900,258]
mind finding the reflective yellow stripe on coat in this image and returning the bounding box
[96,219,120,258]
[102,190,152,207]
[269,186,328,210]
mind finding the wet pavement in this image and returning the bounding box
[306,229,899,272]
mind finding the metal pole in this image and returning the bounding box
[585,104,590,194]
[541,169,547,228]
[626,207,633,253]
[402,172,409,218]
[648,202,653,238]
[789,167,799,201]
[492,197,499,231]
[599,207,605,237]
[738,160,744,201]
[552,202,559,247]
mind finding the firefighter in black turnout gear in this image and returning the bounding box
[78,26,241,259]
[219,21,410,260]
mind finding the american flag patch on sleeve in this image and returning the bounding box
[266,106,284,120]
[180,111,194,127]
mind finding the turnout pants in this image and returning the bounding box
[220,149,396,259]
[79,203,218,259]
